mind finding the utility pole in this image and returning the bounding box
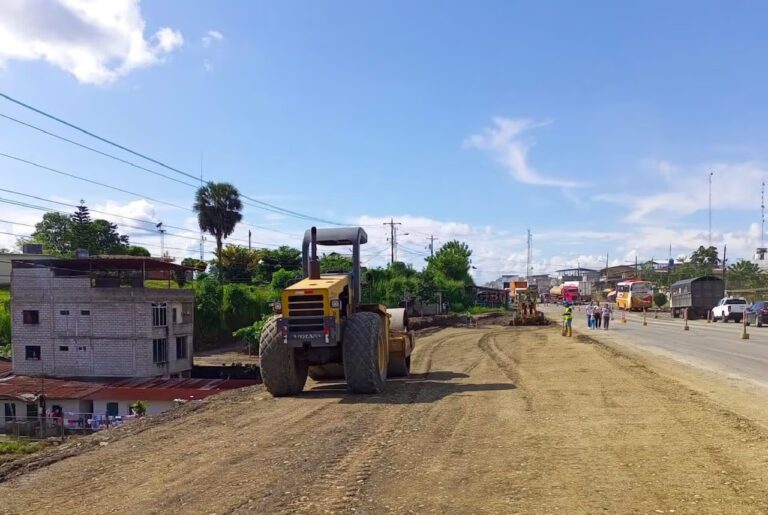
[199,152,205,260]
[383,218,401,265]
[709,171,714,246]
[526,229,532,283]
[762,180,765,250]
[722,244,727,289]
[635,255,639,278]
[427,234,439,257]
[248,230,252,251]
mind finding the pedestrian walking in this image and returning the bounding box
[586,303,593,329]
[602,304,613,330]
[594,304,603,329]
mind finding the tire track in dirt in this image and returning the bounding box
[581,334,768,501]
[268,330,471,514]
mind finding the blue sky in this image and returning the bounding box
[1,0,767,283]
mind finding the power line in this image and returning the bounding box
[0,112,199,188]
[0,187,298,239]
[0,92,200,182]
[0,93,346,227]
[0,151,189,211]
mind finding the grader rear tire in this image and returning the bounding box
[308,363,345,381]
[343,312,387,394]
[259,316,308,397]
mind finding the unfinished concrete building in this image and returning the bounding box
[10,257,194,379]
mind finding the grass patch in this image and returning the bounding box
[0,287,9,304]
[0,440,45,455]
[469,306,508,315]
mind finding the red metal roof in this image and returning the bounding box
[0,360,11,378]
[0,375,107,400]
[85,377,258,401]
[0,375,258,402]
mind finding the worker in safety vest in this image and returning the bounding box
[562,301,573,337]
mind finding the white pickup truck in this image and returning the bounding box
[711,297,748,322]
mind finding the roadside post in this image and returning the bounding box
[707,310,711,324]
[621,310,627,324]
[643,308,648,326]
[741,313,750,340]
[684,308,690,331]
[654,308,658,319]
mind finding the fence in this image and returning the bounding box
[3,413,138,440]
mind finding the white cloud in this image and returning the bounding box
[596,160,766,224]
[203,59,213,73]
[0,0,184,85]
[92,199,157,235]
[202,30,223,47]
[464,117,580,188]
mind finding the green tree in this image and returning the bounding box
[31,205,129,256]
[31,212,72,255]
[216,245,260,283]
[727,260,766,289]
[271,268,301,290]
[653,292,668,308]
[124,245,151,257]
[690,246,719,269]
[193,182,243,279]
[426,240,474,285]
[320,252,352,273]
[252,245,302,283]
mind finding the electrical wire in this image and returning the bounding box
[0,93,347,227]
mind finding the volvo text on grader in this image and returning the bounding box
[259,227,416,396]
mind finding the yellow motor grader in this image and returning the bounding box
[259,227,416,396]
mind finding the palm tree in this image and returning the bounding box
[193,182,243,279]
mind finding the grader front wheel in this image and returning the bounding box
[343,312,387,394]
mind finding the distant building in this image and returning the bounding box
[10,256,194,379]
[486,274,524,290]
[528,274,555,291]
[554,268,600,283]
[753,247,768,271]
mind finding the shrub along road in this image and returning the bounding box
[1,324,768,514]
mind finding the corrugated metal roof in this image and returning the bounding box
[0,375,258,402]
[85,377,258,401]
[0,360,11,378]
[0,375,107,400]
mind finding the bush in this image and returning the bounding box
[233,314,270,354]
[270,268,301,291]
[0,440,44,455]
[653,292,668,308]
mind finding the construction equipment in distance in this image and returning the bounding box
[511,286,547,326]
[259,227,416,396]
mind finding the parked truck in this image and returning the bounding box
[549,284,580,304]
[670,276,724,319]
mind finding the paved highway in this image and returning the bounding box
[540,304,768,387]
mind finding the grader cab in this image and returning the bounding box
[259,227,416,396]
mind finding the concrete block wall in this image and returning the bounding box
[11,266,194,378]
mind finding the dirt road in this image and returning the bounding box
[2,324,768,514]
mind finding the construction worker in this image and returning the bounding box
[562,301,573,337]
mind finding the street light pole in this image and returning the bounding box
[709,172,713,245]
